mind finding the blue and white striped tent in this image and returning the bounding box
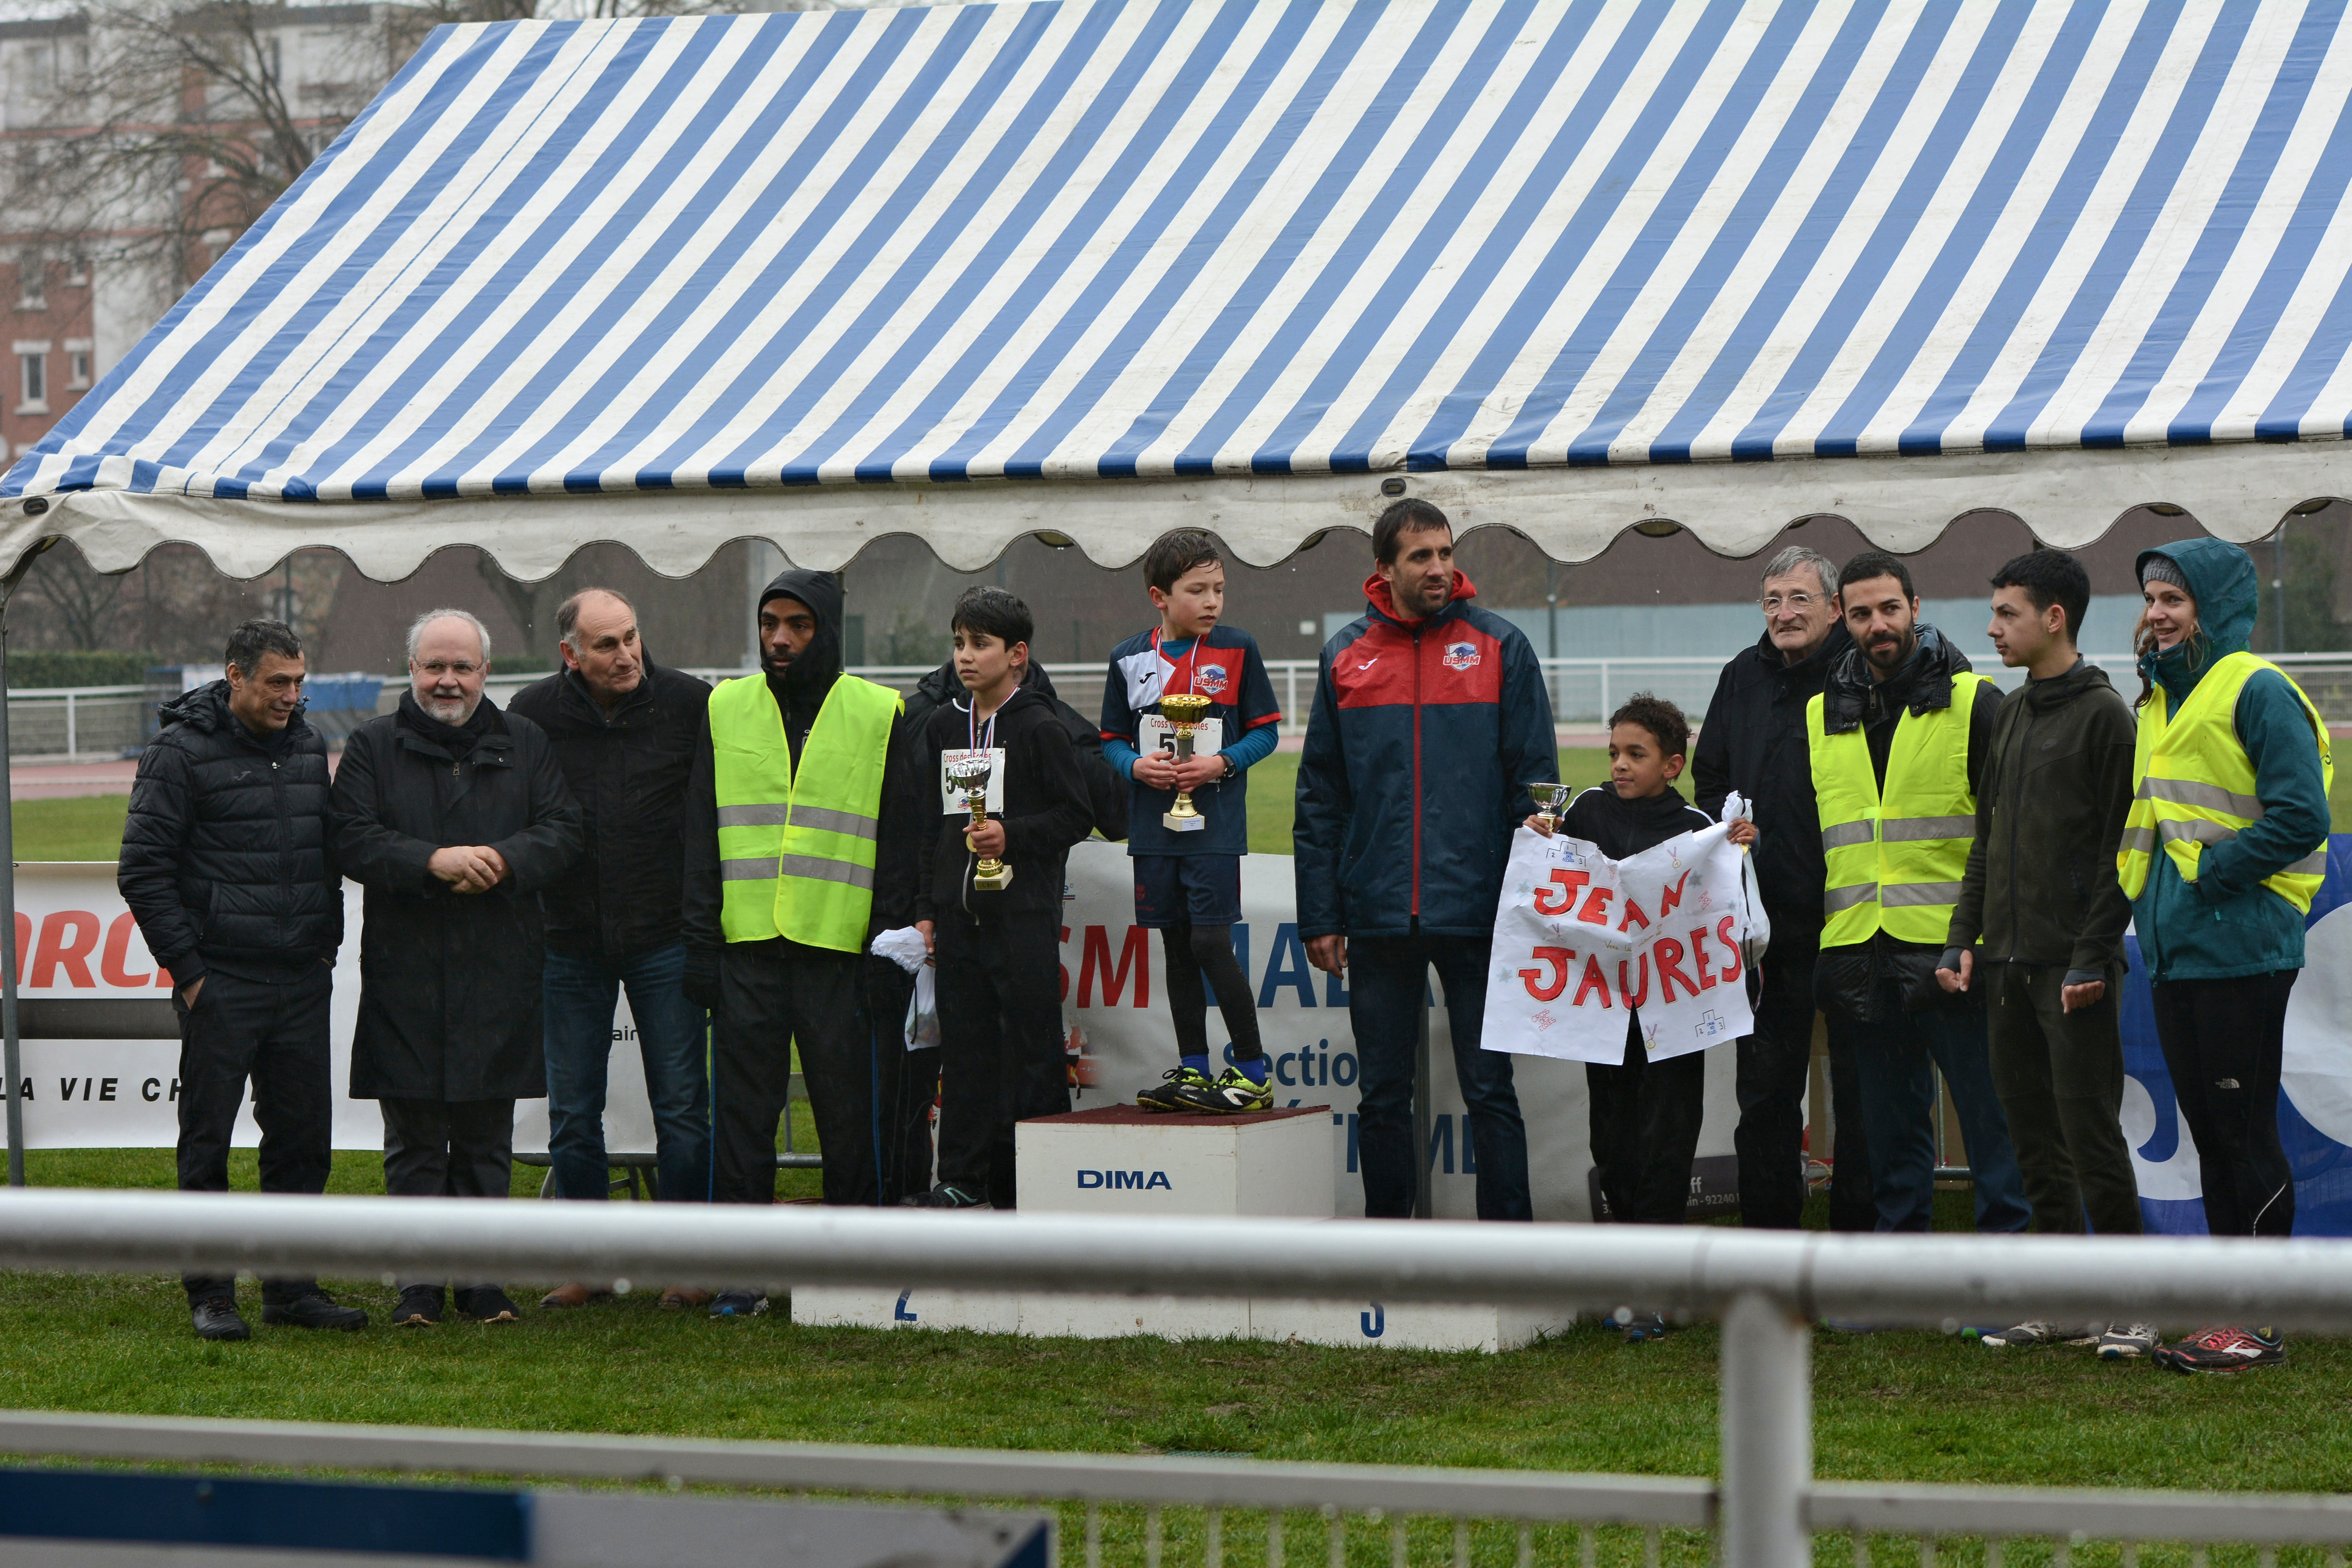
[8,0,2352,577]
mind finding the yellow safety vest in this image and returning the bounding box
[2116,650,2332,913]
[1807,675,1988,947]
[708,672,900,952]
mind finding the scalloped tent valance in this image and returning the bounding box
[7,0,2352,579]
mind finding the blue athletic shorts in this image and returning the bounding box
[1132,853,1242,929]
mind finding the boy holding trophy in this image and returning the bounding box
[1101,530,1285,1114]
[909,588,1094,1209]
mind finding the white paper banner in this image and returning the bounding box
[1479,823,1755,1065]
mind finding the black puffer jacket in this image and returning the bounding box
[332,694,583,1101]
[508,660,711,960]
[1691,621,1851,932]
[117,682,341,986]
[906,659,1125,841]
[1810,626,2002,1022]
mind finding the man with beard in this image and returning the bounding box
[681,569,922,1316]
[1693,545,1877,1234]
[333,609,583,1327]
[1807,553,2028,1236]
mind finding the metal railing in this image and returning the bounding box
[0,1191,2348,1568]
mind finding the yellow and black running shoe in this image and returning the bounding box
[1137,1066,1213,1112]
[1171,1066,1274,1114]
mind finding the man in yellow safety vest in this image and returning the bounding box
[681,568,922,1318]
[1807,551,2029,1238]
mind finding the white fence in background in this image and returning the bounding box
[20,652,2352,764]
[0,1191,2350,1568]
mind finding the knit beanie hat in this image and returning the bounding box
[2140,554,2190,595]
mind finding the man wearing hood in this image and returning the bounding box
[120,619,367,1341]
[1808,552,2028,1236]
[1295,499,1557,1222]
[1693,543,1877,1234]
[681,569,921,1303]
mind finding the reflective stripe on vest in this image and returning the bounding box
[708,672,900,952]
[1806,674,1986,948]
[2117,651,2333,913]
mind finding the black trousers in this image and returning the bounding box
[1986,962,2142,1236]
[1732,924,1875,1231]
[934,909,1069,1208]
[713,938,877,1207]
[1586,1016,1708,1225]
[2151,970,2299,1238]
[379,1096,515,1292]
[866,956,941,1206]
[176,966,334,1302]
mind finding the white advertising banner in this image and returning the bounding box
[1477,823,1757,1066]
[11,848,1738,1221]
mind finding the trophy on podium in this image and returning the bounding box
[1527,780,1575,832]
[1158,693,1214,833]
[946,753,1012,890]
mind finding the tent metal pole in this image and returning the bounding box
[0,541,53,1188]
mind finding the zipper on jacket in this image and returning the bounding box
[2004,699,2033,961]
[1411,623,1424,919]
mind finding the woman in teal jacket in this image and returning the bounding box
[2128,537,2330,1373]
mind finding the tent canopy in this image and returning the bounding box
[6,0,2352,578]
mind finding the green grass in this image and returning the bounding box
[1247,750,1614,856]
[1,1150,2348,1495]
[13,795,132,860]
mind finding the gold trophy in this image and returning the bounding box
[1527,780,1574,831]
[946,753,1012,891]
[1158,693,1214,833]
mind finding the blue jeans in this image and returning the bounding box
[1835,1000,2029,1234]
[543,942,711,1203]
[1348,934,1532,1221]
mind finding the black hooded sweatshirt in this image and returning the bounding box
[681,568,924,953]
[1811,624,2003,1020]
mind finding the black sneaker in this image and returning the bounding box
[1171,1066,1274,1114]
[191,1294,250,1342]
[1620,1312,1668,1343]
[1137,1066,1213,1112]
[902,1184,989,1209]
[261,1290,368,1331]
[453,1286,522,1323]
[392,1285,445,1327]
[708,1291,769,1319]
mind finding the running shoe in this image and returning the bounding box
[1171,1066,1274,1114]
[2154,1325,2283,1373]
[261,1289,368,1331]
[454,1285,522,1323]
[902,1184,989,1209]
[2096,1323,2160,1359]
[708,1291,769,1319]
[191,1294,250,1342]
[1137,1066,1213,1112]
[391,1285,444,1327]
[1620,1312,1669,1343]
[1977,1321,2062,1349]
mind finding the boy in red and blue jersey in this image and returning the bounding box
[1100,530,1283,1114]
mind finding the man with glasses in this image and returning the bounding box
[1692,545,1877,1233]
[332,608,582,1328]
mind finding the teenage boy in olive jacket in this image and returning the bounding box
[1937,550,2142,1250]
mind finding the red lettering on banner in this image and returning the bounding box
[1518,947,1572,1001]
[1617,955,1650,1009]
[1531,869,1589,917]
[100,914,151,989]
[1575,887,1613,925]
[1655,938,1697,1001]
[1058,925,1069,1003]
[10,913,24,985]
[1572,955,1612,1008]
[1616,897,1649,933]
[1715,916,1743,984]
[1658,870,1691,919]
[31,911,99,989]
[1689,929,1717,989]
[1079,924,1150,1008]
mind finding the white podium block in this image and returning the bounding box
[1014,1104,1336,1218]
[791,1105,1569,1351]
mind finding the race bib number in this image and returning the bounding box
[938,748,1007,814]
[1139,713,1222,758]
